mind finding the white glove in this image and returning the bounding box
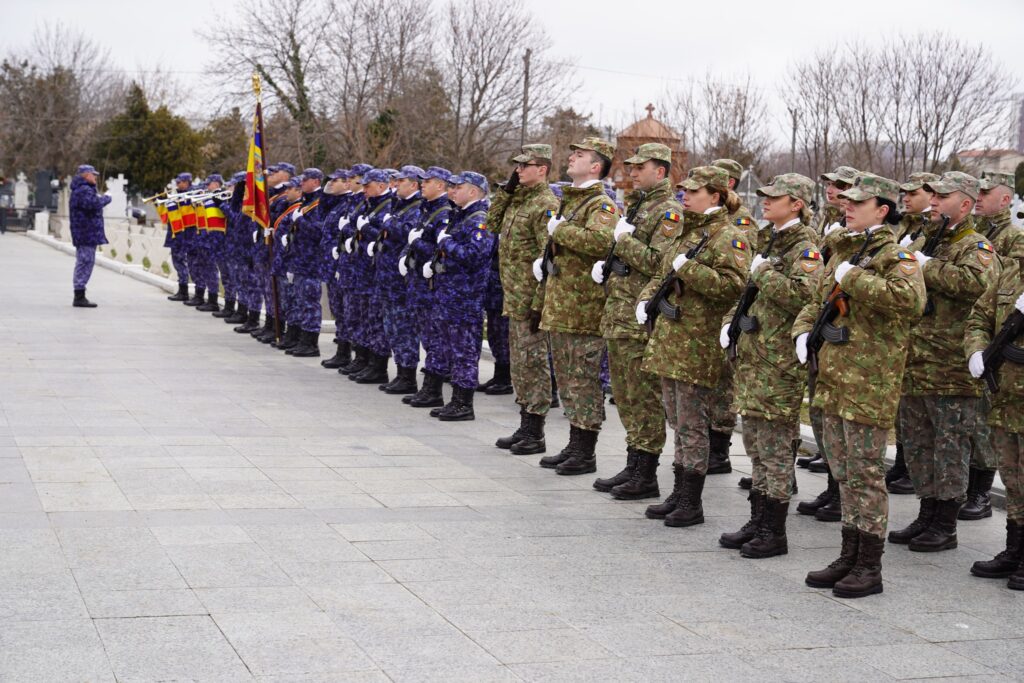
[366,241,376,257]
[381,213,392,224]
[334,271,340,281]
[899,234,913,248]
[834,261,854,284]
[356,215,370,230]
[286,272,294,283]
[264,227,271,240]
[914,250,931,266]
[422,262,434,279]
[338,216,349,230]
[1016,291,1024,314]
[613,218,635,242]
[408,227,424,245]
[436,228,449,243]
[591,261,605,284]
[331,246,339,260]
[750,254,768,273]
[252,230,258,243]
[532,257,544,282]
[720,324,731,349]
[968,351,985,379]
[824,221,843,236]
[344,237,354,254]
[796,332,809,365]
[635,301,648,325]
[398,255,408,277]
[547,215,564,236]
[672,253,689,271]
[281,234,289,248]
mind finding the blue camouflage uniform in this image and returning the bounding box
[483,231,510,366]
[202,175,230,303]
[283,171,325,334]
[165,172,194,285]
[335,164,374,347]
[342,169,392,358]
[68,167,110,290]
[225,173,261,314]
[320,169,354,345]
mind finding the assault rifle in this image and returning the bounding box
[643,230,710,334]
[539,200,565,280]
[981,309,1024,393]
[725,228,779,360]
[920,214,951,316]
[600,193,645,286]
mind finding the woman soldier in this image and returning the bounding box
[793,173,925,598]
[718,173,822,557]
[635,166,748,527]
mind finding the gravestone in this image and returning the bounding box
[103,173,128,219]
[13,172,29,210]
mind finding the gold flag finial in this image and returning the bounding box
[252,72,262,99]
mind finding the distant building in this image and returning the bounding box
[957,148,1024,175]
[609,104,688,196]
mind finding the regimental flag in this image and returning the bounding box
[156,202,169,225]
[195,201,208,231]
[180,199,197,229]
[167,201,184,234]
[243,101,271,229]
[204,202,227,231]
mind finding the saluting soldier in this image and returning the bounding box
[719,173,821,557]
[636,165,748,528]
[589,143,683,499]
[795,173,925,598]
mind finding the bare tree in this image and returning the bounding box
[784,51,843,184]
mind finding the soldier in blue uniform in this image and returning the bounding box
[197,174,226,314]
[282,168,325,357]
[422,171,493,421]
[477,226,513,395]
[320,169,357,369]
[272,175,305,350]
[69,164,110,307]
[166,172,195,302]
[248,163,295,342]
[224,172,262,331]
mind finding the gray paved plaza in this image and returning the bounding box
[2,232,1024,682]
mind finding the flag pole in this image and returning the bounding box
[252,73,282,343]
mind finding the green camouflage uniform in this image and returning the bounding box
[640,166,748,473]
[792,173,926,538]
[901,172,998,503]
[541,142,618,431]
[489,147,560,417]
[965,256,1024,520]
[600,166,683,454]
[732,174,822,501]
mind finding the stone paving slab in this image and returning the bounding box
[2,232,1023,681]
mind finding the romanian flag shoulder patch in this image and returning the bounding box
[600,202,615,214]
[545,209,555,218]
[731,239,748,250]
[736,217,752,226]
[801,249,822,260]
[977,241,994,252]
[664,211,681,222]
[477,222,486,230]
[897,251,917,261]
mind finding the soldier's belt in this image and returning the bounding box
[657,298,681,321]
[609,257,630,276]
[1003,344,1024,365]
[738,314,759,334]
[820,322,851,345]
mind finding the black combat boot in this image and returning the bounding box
[234,309,259,333]
[797,452,821,469]
[646,464,685,519]
[719,490,765,549]
[971,520,1022,578]
[212,296,233,317]
[225,302,247,324]
[384,366,418,395]
[539,425,581,469]
[275,325,301,351]
[738,476,752,490]
[72,289,97,308]
[611,450,660,500]
[664,469,706,527]
[496,408,530,449]
[167,283,188,301]
[807,456,829,473]
[707,429,732,474]
[509,413,546,455]
[1009,563,1024,591]
[555,428,598,475]
[321,341,351,369]
[806,525,860,588]
[885,442,914,494]
[290,330,321,358]
[888,497,937,544]
[409,372,445,408]
[484,363,513,395]
[437,386,475,422]
[196,289,218,312]
[833,531,885,598]
[551,388,560,409]
[797,469,837,515]
[184,286,205,306]
[340,345,367,375]
[741,497,789,559]
[255,317,277,341]
[593,448,637,492]
[909,498,959,552]
[959,468,995,520]
[814,480,842,522]
[354,352,389,384]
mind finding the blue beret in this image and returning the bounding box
[455,170,489,195]
[301,168,323,181]
[424,166,452,183]
[77,164,98,175]
[350,163,374,177]
[276,163,296,176]
[394,165,426,180]
[175,172,193,183]
[205,174,223,185]
[360,169,391,184]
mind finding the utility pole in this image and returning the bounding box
[788,106,798,170]
[520,49,532,147]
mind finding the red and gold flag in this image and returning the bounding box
[242,101,270,229]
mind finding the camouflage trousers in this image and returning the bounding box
[970,392,997,472]
[509,318,551,416]
[486,309,510,365]
[418,304,448,377]
[661,379,712,473]
[995,427,1024,522]
[170,239,190,284]
[900,395,979,501]
[809,406,828,465]
[292,276,322,334]
[607,338,665,454]
[73,246,96,289]
[549,331,606,431]
[822,412,888,538]
[743,415,799,502]
[709,355,738,434]
[440,316,483,390]
[338,287,362,346]
[327,279,345,344]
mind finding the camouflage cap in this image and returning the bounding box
[979,170,1015,192]
[923,171,980,200]
[511,143,553,163]
[359,169,390,185]
[838,172,900,203]
[624,143,673,165]
[756,173,815,205]
[899,171,941,192]
[349,163,373,177]
[678,165,730,191]
[569,137,615,162]
[275,163,297,176]
[820,165,860,185]
[393,165,426,180]
[712,158,743,181]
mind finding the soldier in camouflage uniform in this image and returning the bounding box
[719,173,821,558]
[533,137,619,475]
[490,144,560,455]
[965,247,1024,589]
[704,158,758,476]
[887,172,997,554]
[794,173,926,598]
[637,166,748,528]
[589,143,683,499]
[960,170,1024,520]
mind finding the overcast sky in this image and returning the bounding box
[2,0,1022,138]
